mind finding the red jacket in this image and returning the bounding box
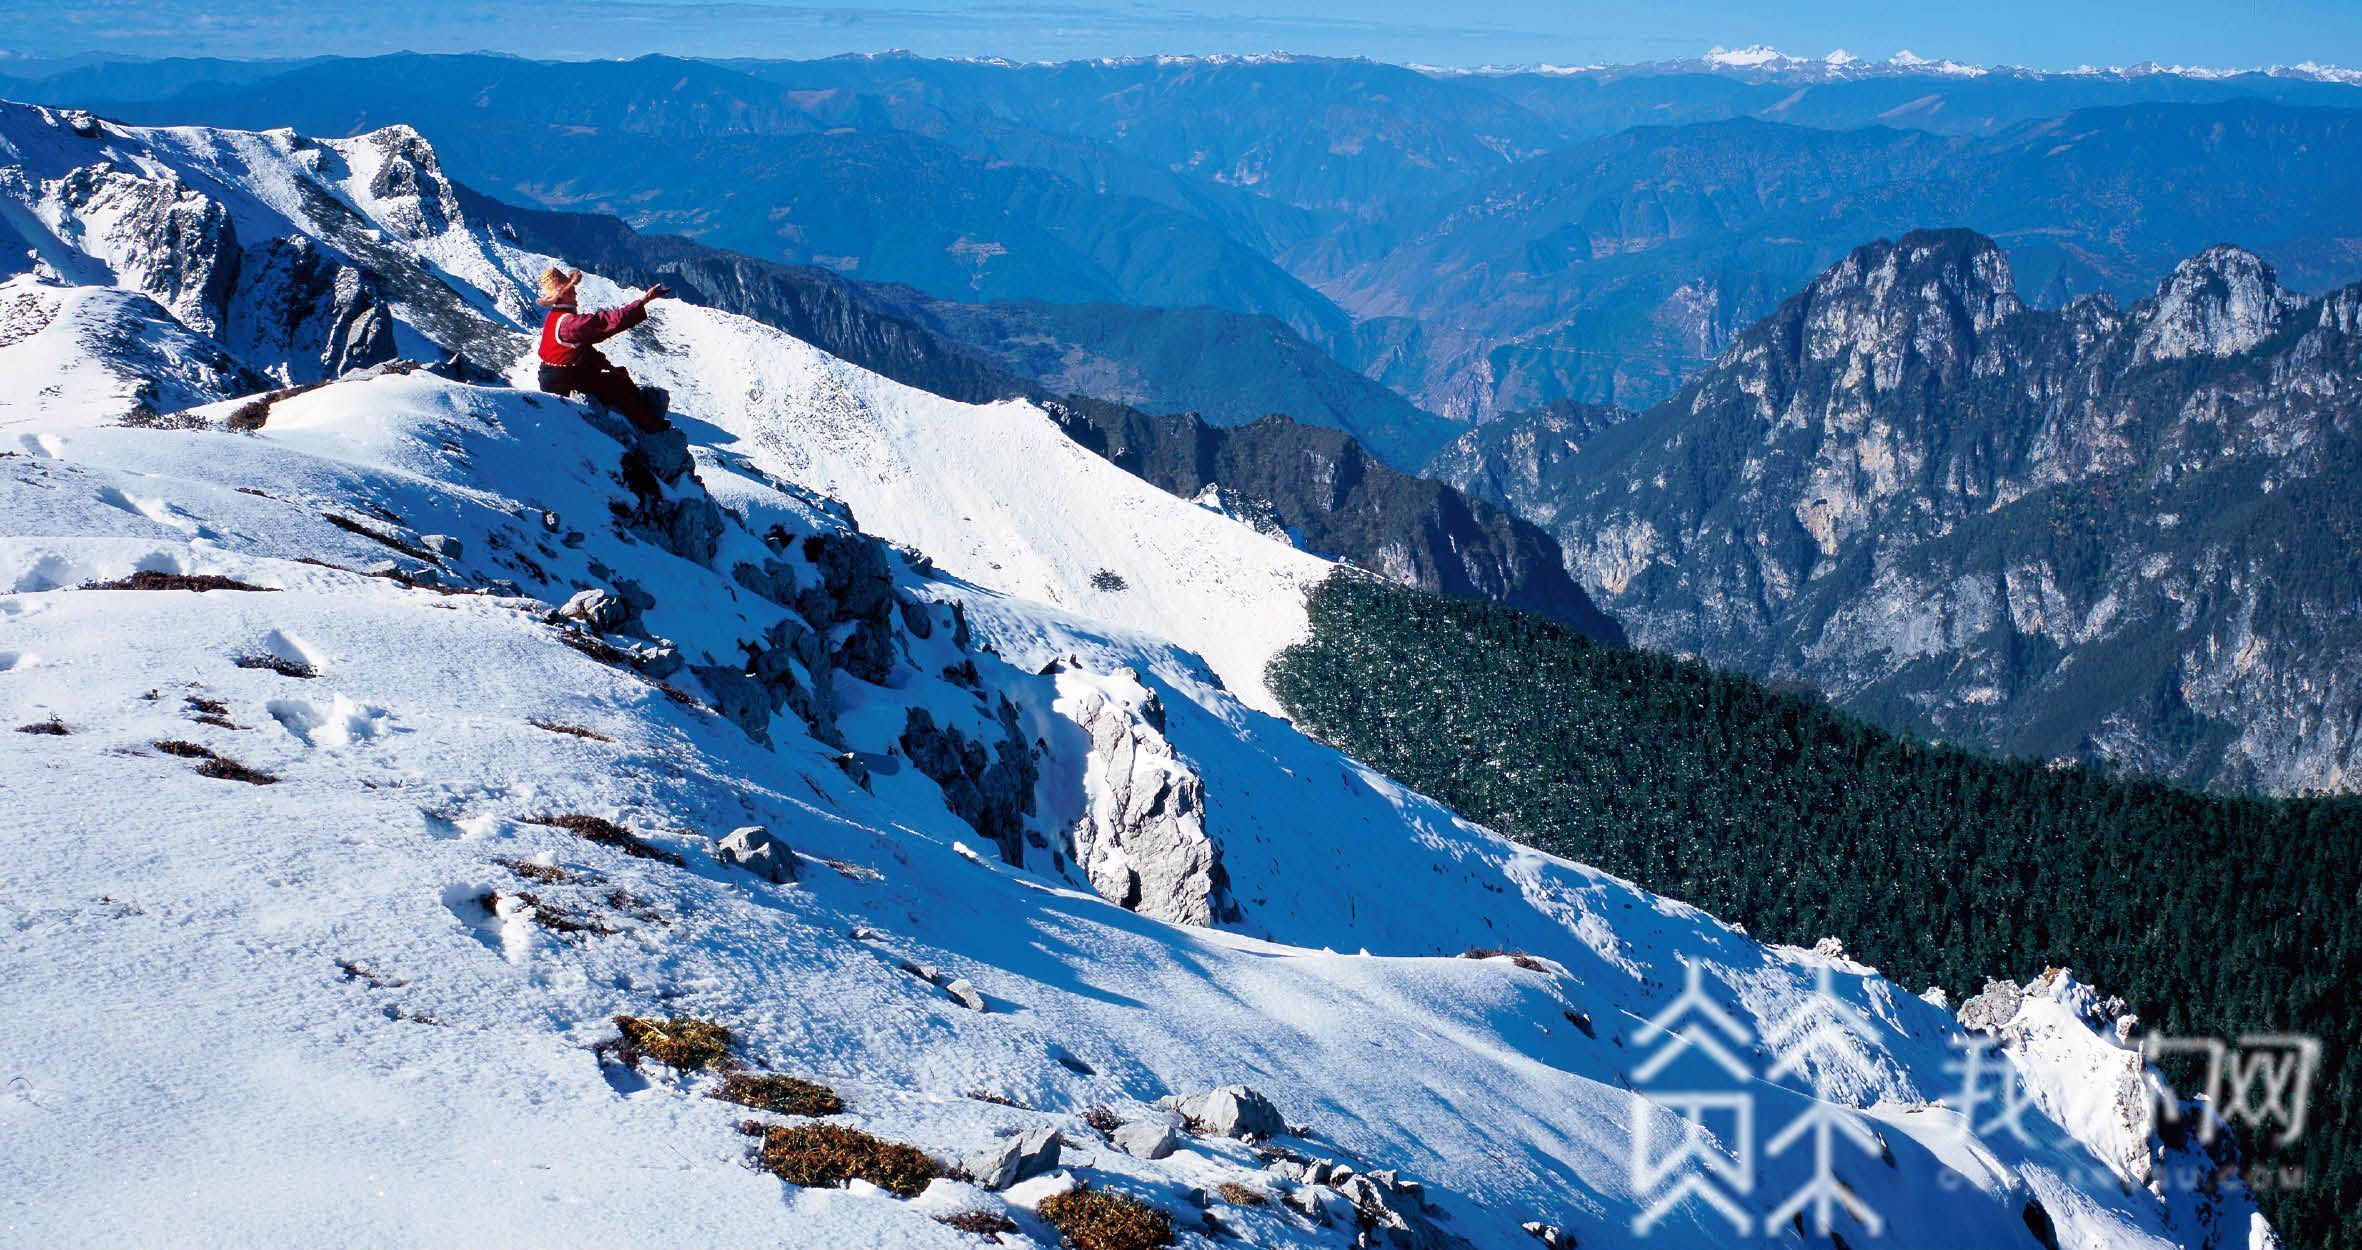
[538,296,651,368]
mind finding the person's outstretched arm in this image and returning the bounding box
[555,284,673,349]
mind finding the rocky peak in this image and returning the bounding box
[2132,244,2296,363]
[1695,229,2025,414]
[348,125,464,242]
[1796,229,2022,380]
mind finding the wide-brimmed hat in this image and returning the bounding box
[535,266,583,306]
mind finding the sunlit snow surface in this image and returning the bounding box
[0,101,2275,1250]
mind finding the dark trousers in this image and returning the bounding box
[538,362,668,433]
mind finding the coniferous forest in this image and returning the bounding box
[1270,571,2362,1249]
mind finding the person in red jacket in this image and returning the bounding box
[533,266,675,433]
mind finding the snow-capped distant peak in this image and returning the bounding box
[1705,43,1794,68]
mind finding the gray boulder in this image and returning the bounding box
[715,825,793,884]
[1180,1085,1285,1139]
[420,533,463,560]
[944,977,987,1012]
[1111,1115,1179,1160]
[1522,1222,1571,1248]
[626,640,684,679]
[559,587,634,633]
[963,1125,1060,1191]
[1284,1184,1357,1228]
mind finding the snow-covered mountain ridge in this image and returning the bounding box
[0,101,2275,1249]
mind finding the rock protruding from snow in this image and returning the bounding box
[1959,966,2267,1231]
[2133,245,2298,363]
[558,587,635,633]
[1336,1171,1462,1250]
[962,1125,1060,1190]
[943,977,987,1012]
[1053,668,1234,927]
[900,704,1038,865]
[1173,1085,1285,1140]
[714,825,793,884]
[1110,1115,1179,1160]
[1955,976,2025,1035]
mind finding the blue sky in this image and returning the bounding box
[4,0,2361,70]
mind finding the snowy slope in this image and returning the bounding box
[0,372,2253,1250]
[0,105,2280,1250]
[571,284,1334,712]
[0,276,255,428]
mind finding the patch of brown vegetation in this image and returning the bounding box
[15,717,69,735]
[222,378,333,431]
[525,814,686,867]
[322,512,437,563]
[556,627,632,665]
[1080,1105,1122,1138]
[965,1090,1025,1108]
[495,857,582,885]
[236,654,317,678]
[824,857,883,882]
[937,1208,1019,1239]
[195,755,278,784]
[1214,1181,1269,1207]
[754,1122,939,1197]
[713,1072,844,1118]
[603,888,669,926]
[529,719,613,742]
[335,959,404,989]
[604,1014,733,1072]
[504,891,616,937]
[1037,1185,1174,1250]
[85,570,274,593]
[183,695,239,728]
[1462,948,1549,974]
[153,738,216,758]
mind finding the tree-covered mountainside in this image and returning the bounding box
[1440,229,2362,796]
[1270,570,2362,1250]
[1051,401,1622,640]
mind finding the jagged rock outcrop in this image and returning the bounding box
[1954,967,2234,1226]
[1052,670,1235,927]
[900,702,1039,864]
[2134,245,2298,364]
[0,104,399,384]
[1443,229,2362,795]
[221,235,398,380]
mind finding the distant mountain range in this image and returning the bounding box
[12,53,2358,797]
[1436,229,2362,796]
[19,51,2362,445]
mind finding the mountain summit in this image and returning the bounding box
[1441,226,2362,794]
